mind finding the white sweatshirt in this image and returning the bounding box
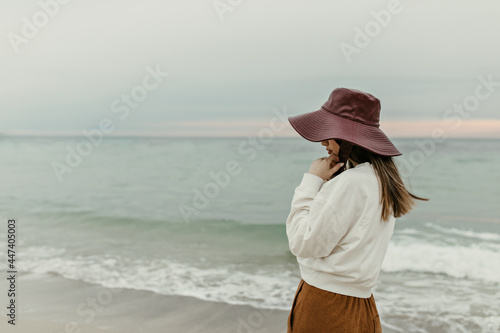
[285,161,395,298]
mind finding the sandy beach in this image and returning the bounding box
[1,274,290,333]
[0,318,124,333]
[0,272,408,333]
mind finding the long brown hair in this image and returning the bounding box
[338,140,428,221]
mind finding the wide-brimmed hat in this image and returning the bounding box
[288,87,401,156]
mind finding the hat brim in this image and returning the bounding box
[288,108,402,157]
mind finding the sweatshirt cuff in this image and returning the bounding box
[299,173,325,193]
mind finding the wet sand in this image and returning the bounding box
[1,274,289,333]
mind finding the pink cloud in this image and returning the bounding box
[147,119,500,138]
[6,119,499,138]
[380,120,500,138]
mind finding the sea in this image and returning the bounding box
[0,136,499,332]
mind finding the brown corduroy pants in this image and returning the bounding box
[287,279,382,333]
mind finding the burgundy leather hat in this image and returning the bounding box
[288,87,401,156]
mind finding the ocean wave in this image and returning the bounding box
[424,222,500,241]
[382,238,500,283]
[17,246,298,311]
[10,242,500,332]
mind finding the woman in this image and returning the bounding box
[285,88,427,332]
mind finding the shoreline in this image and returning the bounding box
[0,273,402,333]
[1,274,290,333]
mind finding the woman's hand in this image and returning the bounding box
[308,154,344,181]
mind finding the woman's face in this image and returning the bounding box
[321,139,340,158]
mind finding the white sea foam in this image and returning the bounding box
[424,222,500,242]
[382,238,500,283]
[14,238,500,333]
[19,247,299,310]
[17,235,500,312]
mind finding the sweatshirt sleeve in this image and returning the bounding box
[285,172,350,259]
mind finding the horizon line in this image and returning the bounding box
[1,133,500,140]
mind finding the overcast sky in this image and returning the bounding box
[1,0,499,137]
